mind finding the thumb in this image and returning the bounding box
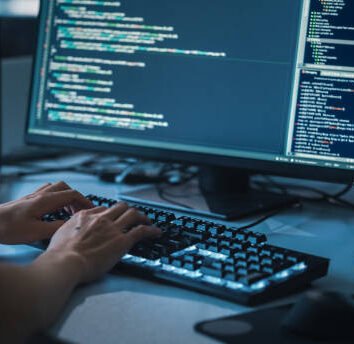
[126,225,161,246]
[35,220,66,239]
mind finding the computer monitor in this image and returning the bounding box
[26,0,354,219]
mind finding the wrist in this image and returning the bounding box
[34,249,86,287]
[0,208,10,244]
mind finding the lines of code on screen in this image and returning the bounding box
[33,0,301,156]
[40,0,229,133]
[291,0,354,163]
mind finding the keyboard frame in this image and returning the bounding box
[40,196,331,306]
[115,245,329,306]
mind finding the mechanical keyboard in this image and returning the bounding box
[44,195,330,306]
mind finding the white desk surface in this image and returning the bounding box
[0,162,353,344]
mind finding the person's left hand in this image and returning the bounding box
[0,182,93,244]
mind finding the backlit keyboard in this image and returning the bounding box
[44,195,330,306]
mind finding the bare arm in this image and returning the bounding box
[0,184,160,342]
[0,251,82,342]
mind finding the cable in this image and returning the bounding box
[156,183,194,210]
[237,203,300,231]
[331,182,353,199]
[154,164,199,210]
[237,211,281,231]
[254,176,354,210]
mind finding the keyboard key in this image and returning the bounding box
[236,268,248,277]
[231,240,250,251]
[173,218,186,226]
[181,230,208,242]
[172,258,184,268]
[196,222,211,232]
[207,245,219,253]
[196,242,208,250]
[248,263,261,272]
[234,251,247,260]
[248,255,260,263]
[247,246,260,254]
[157,212,176,223]
[223,264,236,273]
[200,266,223,278]
[160,256,171,264]
[184,263,198,271]
[220,247,235,256]
[235,260,247,268]
[260,245,273,257]
[248,233,267,245]
[224,273,238,282]
[274,252,285,260]
[208,225,225,236]
[235,230,250,241]
[261,258,273,266]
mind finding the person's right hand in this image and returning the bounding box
[47,203,161,284]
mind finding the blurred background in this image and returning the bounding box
[0,0,39,56]
[0,0,39,18]
[0,0,49,161]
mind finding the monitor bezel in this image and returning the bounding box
[25,1,354,185]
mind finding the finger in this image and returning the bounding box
[126,225,161,246]
[34,183,53,194]
[115,208,150,230]
[84,206,107,215]
[35,189,93,216]
[41,182,93,215]
[39,181,71,193]
[100,202,129,221]
[22,183,53,199]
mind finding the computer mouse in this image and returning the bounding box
[282,290,354,341]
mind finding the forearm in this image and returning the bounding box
[0,251,83,342]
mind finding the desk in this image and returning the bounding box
[0,162,353,344]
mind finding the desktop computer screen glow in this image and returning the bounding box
[27,0,354,178]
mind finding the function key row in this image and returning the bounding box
[86,195,268,244]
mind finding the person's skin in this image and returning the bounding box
[0,182,161,343]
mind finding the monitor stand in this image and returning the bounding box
[119,166,299,220]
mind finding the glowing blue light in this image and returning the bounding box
[274,270,291,280]
[198,249,212,257]
[172,268,189,276]
[130,257,146,264]
[184,245,198,253]
[201,276,225,286]
[121,254,133,262]
[171,250,186,258]
[250,281,269,291]
[144,260,162,268]
[198,249,228,260]
[162,264,176,272]
[226,281,243,290]
[185,271,203,279]
[291,262,307,272]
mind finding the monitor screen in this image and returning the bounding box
[27,0,354,178]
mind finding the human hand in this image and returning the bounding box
[0,182,93,244]
[47,203,161,284]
